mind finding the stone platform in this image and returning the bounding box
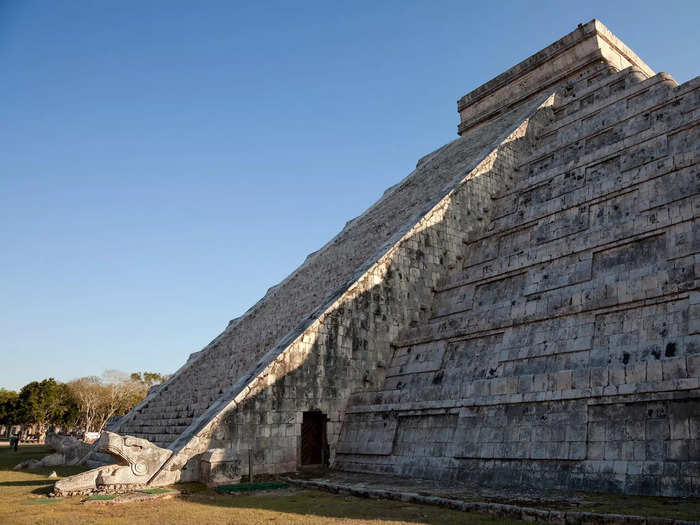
[57,19,699,497]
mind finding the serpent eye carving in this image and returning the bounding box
[131,462,148,476]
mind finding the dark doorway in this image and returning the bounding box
[301,411,328,466]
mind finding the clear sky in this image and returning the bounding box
[1,1,698,391]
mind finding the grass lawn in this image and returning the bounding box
[0,444,521,525]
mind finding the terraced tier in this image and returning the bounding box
[335,68,700,496]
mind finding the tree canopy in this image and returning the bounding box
[13,379,78,431]
[1,371,169,436]
[0,389,19,425]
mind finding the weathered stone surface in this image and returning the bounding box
[13,446,75,470]
[54,432,171,496]
[199,448,244,485]
[62,19,700,497]
[335,62,700,496]
[456,19,654,135]
[45,433,92,465]
[13,458,41,470]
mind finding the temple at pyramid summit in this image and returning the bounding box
[56,19,699,497]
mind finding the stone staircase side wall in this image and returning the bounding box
[147,94,555,485]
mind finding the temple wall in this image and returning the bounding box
[334,69,700,496]
[149,93,551,485]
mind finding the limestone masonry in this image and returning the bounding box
[56,20,699,497]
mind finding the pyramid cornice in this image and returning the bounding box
[457,19,655,135]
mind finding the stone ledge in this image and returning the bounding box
[456,19,655,135]
[437,202,694,296]
[281,477,698,525]
[539,72,675,137]
[345,385,700,414]
[458,53,610,135]
[395,286,693,348]
[524,77,678,164]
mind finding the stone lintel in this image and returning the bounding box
[457,19,655,135]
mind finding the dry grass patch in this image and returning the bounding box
[0,444,519,524]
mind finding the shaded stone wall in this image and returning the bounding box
[334,68,700,496]
[148,92,552,485]
[116,85,548,449]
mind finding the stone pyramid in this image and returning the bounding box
[58,19,699,497]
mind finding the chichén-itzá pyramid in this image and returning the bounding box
[56,19,700,497]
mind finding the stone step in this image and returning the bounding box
[118,431,173,445]
[121,421,191,430]
[548,66,647,122]
[533,73,675,155]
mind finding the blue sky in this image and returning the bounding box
[1,1,697,390]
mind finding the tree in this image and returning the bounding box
[1,370,168,436]
[142,372,168,386]
[0,389,19,425]
[98,375,147,431]
[15,379,78,435]
[129,371,169,387]
[67,370,166,434]
[66,376,104,435]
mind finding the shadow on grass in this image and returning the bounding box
[0,444,53,469]
[0,444,87,474]
[0,444,90,498]
[177,486,521,525]
[31,484,54,496]
[0,444,510,524]
[0,480,50,486]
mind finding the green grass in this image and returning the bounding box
[3,444,698,523]
[0,444,520,524]
[215,481,288,493]
[572,491,700,520]
[139,488,171,494]
[85,494,119,501]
